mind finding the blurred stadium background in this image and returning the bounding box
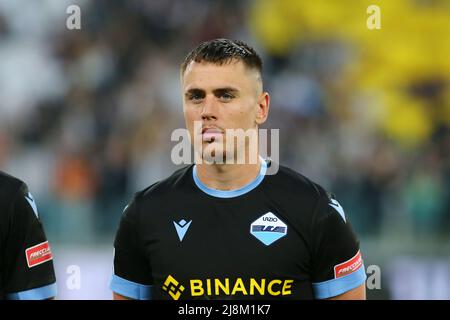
[0,0,449,299]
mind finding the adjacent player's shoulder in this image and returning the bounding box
[0,171,28,216]
[0,170,25,192]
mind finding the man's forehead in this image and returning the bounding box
[182,60,261,90]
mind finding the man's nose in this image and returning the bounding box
[201,95,218,121]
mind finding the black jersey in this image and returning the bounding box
[0,171,56,300]
[110,160,366,300]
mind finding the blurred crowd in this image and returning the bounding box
[0,0,449,245]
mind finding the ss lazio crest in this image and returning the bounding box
[250,212,287,246]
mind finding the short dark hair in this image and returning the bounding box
[181,38,262,75]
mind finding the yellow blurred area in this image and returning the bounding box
[249,0,450,148]
[381,93,433,148]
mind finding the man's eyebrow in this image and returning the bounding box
[212,87,240,94]
[184,88,205,95]
[184,87,240,95]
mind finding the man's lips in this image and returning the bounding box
[201,127,223,142]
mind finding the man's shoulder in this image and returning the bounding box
[135,165,194,202]
[268,162,329,200]
[266,162,337,233]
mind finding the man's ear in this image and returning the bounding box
[255,92,270,125]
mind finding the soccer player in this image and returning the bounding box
[110,39,367,300]
[0,171,56,300]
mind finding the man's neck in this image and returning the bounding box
[195,157,262,191]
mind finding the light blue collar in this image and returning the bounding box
[193,158,267,198]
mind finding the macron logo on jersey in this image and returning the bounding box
[173,219,192,242]
[329,198,346,222]
[250,212,287,246]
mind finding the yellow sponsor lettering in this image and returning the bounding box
[249,278,265,295]
[187,278,293,298]
[190,279,204,296]
[267,279,282,296]
[206,278,212,296]
[231,278,248,295]
[215,278,230,295]
[282,279,293,295]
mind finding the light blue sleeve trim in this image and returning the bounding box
[6,282,57,300]
[312,265,367,299]
[193,157,267,198]
[109,274,152,300]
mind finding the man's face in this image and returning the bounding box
[181,59,269,163]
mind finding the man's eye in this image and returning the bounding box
[188,94,203,102]
[220,93,234,100]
